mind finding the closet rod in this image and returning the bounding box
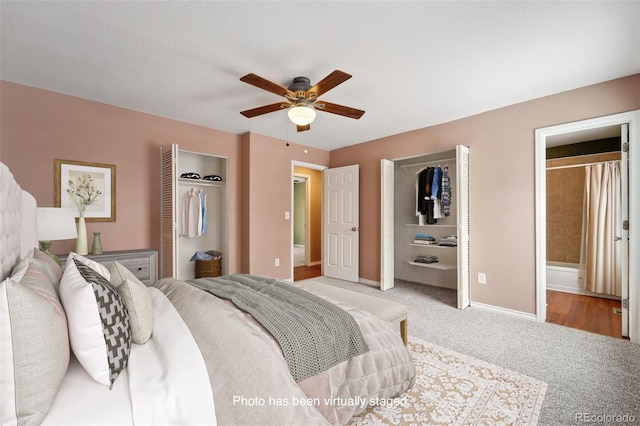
[400,156,456,176]
[546,159,621,171]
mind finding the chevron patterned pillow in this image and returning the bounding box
[59,254,131,387]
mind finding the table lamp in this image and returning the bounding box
[37,207,78,265]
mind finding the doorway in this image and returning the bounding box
[535,110,639,344]
[544,131,624,338]
[292,163,324,281]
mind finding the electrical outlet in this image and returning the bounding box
[275,258,280,267]
[478,273,487,284]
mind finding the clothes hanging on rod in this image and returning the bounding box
[181,188,204,238]
[416,166,438,224]
[441,165,451,217]
[416,164,451,223]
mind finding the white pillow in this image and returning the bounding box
[65,251,110,279]
[1,260,69,425]
[60,254,131,387]
[109,262,153,344]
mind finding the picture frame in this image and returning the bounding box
[55,159,116,222]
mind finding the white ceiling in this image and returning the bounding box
[1,1,639,151]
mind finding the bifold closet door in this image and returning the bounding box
[160,144,178,279]
[381,159,394,290]
[456,145,470,309]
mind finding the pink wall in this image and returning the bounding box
[0,81,243,273]
[241,133,329,279]
[2,75,638,314]
[329,74,640,314]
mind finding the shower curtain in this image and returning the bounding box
[579,161,622,296]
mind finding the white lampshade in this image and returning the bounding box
[37,208,78,241]
[288,105,316,126]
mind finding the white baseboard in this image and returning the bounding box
[470,301,537,321]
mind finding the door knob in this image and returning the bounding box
[351,227,359,231]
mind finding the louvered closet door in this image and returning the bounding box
[381,159,395,291]
[456,145,470,309]
[161,144,178,279]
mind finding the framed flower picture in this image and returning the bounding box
[55,159,116,222]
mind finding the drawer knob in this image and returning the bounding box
[138,267,142,271]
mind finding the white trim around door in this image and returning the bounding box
[534,110,639,344]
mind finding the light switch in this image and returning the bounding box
[285,211,290,220]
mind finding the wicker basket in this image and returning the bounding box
[195,258,222,278]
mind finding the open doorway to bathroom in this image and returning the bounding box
[292,165,322,281]
[544,130,624,338]
[535,111,639,344]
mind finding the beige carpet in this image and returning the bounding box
[349,337,547,426]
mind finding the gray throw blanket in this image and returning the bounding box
[188,274,369,382]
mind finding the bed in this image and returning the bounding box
[0,161,415,426]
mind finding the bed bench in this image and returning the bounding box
[294,280,408,345]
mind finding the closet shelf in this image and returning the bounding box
[407,260,456,270]
[409,244,456,249]
[406,223,457,227]
[179,178,225,188]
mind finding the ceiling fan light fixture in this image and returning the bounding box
[288,105,316,126]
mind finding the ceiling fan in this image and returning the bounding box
[239,70,365,132]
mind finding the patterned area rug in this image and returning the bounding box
[349,337,547,426]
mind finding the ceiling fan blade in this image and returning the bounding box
[240,73,295,98]
[240,102,288,118]
[297,124,311,132]
[307,70,352,98]
[315,101,365,119]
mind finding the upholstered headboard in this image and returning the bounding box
[0,162,38,280]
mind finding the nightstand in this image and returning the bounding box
[60,249,158,286]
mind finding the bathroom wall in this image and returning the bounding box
[546,152,621,263]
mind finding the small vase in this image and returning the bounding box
[91,232,103,255]
[75,216,88,255]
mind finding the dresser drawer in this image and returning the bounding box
[60,249,158,286]
[95,257,151,282]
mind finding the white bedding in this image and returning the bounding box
[43,288,216,425]
[42,356,133,425]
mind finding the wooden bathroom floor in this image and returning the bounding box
[294,264,322,281]
[546,290,624,339]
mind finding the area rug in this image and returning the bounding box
[349,337,547,426]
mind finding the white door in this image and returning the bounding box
[621,123,630,337]
[324,165,359,282]
[629,112,640,344]
[381,159,394,290]
[456,145,471,309]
